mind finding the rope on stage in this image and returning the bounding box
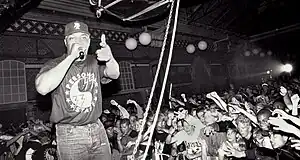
[131,0,181,159]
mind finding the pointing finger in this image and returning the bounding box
[100,34,107,47]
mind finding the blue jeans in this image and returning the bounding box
[55,120,111,160]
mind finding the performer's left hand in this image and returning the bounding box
[96,34,112,62]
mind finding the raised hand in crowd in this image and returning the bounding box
[291,139,300,150]
[268,116,300,138]
[280,86,288,96]
[175,109,188,120]
[206,91,228,112]
[181,93,187,103]
[228,103,258,125]
[127,99,136,104]
[290,94,299,115]
[170,96,185,106]
[222,141,246,158]
[272,109,300,128]
[110,99,119,106]
[280,86,293,111]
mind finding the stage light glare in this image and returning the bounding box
[282,64,293,73]
[267,70,271,74]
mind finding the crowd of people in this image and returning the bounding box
[0,118,56,160]
[2,75,300,160]
[96,75,300,160]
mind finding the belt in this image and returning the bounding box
[56,119,101,128]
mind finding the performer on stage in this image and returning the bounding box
[35,21,120,160]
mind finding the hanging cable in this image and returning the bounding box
[131,0,176,159]
[141,0,181,159]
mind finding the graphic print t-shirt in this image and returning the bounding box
[184,136,203,160]
[173,131,204,160]
[37,55,107,125]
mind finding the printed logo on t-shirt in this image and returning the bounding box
[65,72,99,113]
[184,140,202,155]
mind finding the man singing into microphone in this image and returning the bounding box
[35,21,120,160]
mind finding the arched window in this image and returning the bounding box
[0,60,27,104]
[119,61,135,91]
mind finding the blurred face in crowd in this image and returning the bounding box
[100,115,108,123]
[237,122,252,139]
[253,129,264,145]
[135,119,143,132]
[120,122,130,134]
[203,110,218,125]
[130,117,138,131]
[209,104,218,113]
[197,95,202,100]
[177,121,183,131]
[147,115,154,127]
[197,110,205,123]
[192,95,197,99]
[156,119,166,131]
[106,127,114,138]
[256,103,264,113]
[270,133,288,149]
[257,114,270,131]
[182,121,193,135]
[273,82,279,88]
[227,128,237,143]
[229,90,235,96]
[230,84,234,90]
[262,85,268,92]
[273,102,285,110]
[288,90,293,97]
[115,120,121,129]
[167,111,175,120]
[129,115,137,125]
[246,88,252,95]
[270,89,275,95]
[111,108,120,117]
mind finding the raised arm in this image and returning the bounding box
[35,53,77,95]
[272,109,300,128]
[228,104,258,125]
[127,99,144,119]
[280,86,293,110]
[206,92,228,112]
[110,100,130,119]
[96,34,119,81]
[170,97,185,106]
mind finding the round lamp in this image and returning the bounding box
[244,51,251,56]
[125,38,138,50]
[252,49,259,55]
[267,51,272,56]
[139,32,152,46]
[186,44,195,54]
[198,41,208,50]
[282,64,293,73]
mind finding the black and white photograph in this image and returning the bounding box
[0,0,300,160]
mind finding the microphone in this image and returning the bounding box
[78,47,85,60]
[79,51,84,60]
